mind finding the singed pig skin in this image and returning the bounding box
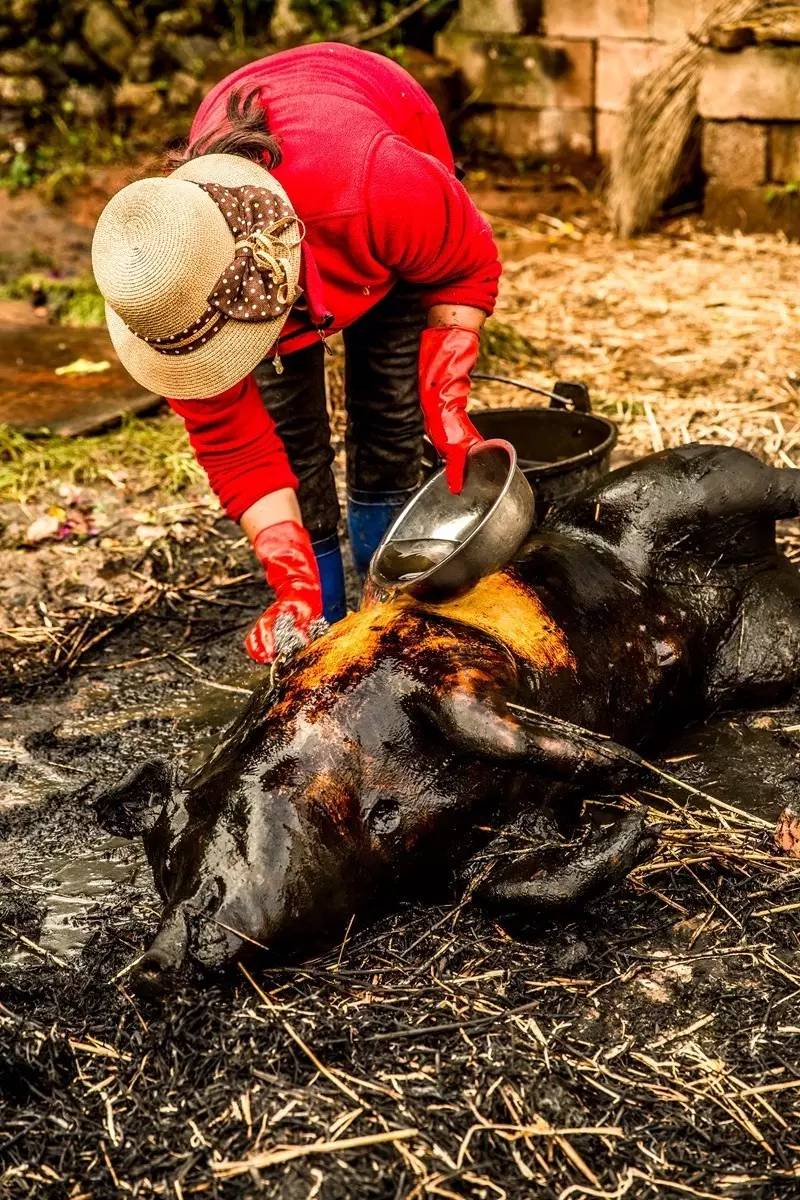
[97,445,800,988]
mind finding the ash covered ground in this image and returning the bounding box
[2,176,800,1197]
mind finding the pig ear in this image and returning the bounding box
[423,688,532,761]
[94,758,175,838]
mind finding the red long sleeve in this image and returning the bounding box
[168,374,298,522]
[365,133,501,314]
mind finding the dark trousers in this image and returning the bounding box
[252,284,426,541]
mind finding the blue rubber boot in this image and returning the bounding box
[312,532,347,624]
[346,488,416,579]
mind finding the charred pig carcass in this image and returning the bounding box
[97,445,800,989]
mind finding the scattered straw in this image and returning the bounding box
[213,1127,420,1178]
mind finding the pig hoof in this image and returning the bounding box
[591,809,661,870]
[474,808,660,911]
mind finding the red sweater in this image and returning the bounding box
[169,43,501,522]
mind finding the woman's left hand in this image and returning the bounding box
[245,520,324,663]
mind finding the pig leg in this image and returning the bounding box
[429,684,647,791]
[708,556,800,705]
[464,808,657,911]
[436,687,660,908]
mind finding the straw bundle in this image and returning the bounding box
[607,1,800,237]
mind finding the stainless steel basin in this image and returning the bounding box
[369,439,535,600]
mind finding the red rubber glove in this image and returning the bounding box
[419,325,483,494]
[244,520,323,664]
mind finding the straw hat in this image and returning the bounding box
[92,154,303,399]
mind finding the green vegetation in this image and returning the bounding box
[0,145,90,203]
[477,318,541,372]
[0,273,105,326]
[0,414,203,504]
[0,125,126,200]
[0,248,54,285]
[765,181,800,203]
[0,4,455,195]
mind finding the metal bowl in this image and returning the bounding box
[370,439,535,600]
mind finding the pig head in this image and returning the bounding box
[98,653,513,989]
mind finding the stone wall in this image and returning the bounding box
[436,0,717,160]
[699,45,800,233]
[0,0,228,151]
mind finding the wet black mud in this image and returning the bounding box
[1,600,265,966]
[2,581,800,1197]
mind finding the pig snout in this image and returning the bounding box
[132,907,189,994]
[131,878,251,991]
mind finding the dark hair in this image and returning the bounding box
[167,87,282,170]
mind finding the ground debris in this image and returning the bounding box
[0,505,259,699]
[1,776,799,1198]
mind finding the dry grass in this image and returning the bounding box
[488,215,800,468]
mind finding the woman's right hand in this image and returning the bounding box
[244,520,324,663]
[418,323,484,495]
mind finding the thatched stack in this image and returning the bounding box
[607,0,800,236]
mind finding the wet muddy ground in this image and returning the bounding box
[2,548,800,1197]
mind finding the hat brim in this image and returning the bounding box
[105,301,287,400]
[105,154,299,400]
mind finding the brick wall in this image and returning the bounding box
[436,0,716,159]
[699,47,800,234]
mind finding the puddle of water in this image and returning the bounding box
[3,835,145,967]
[0,662,262,813]
[37,836,142,958]
[0,662,264,966]
[0,736,87,809]
[0,320,158,435]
